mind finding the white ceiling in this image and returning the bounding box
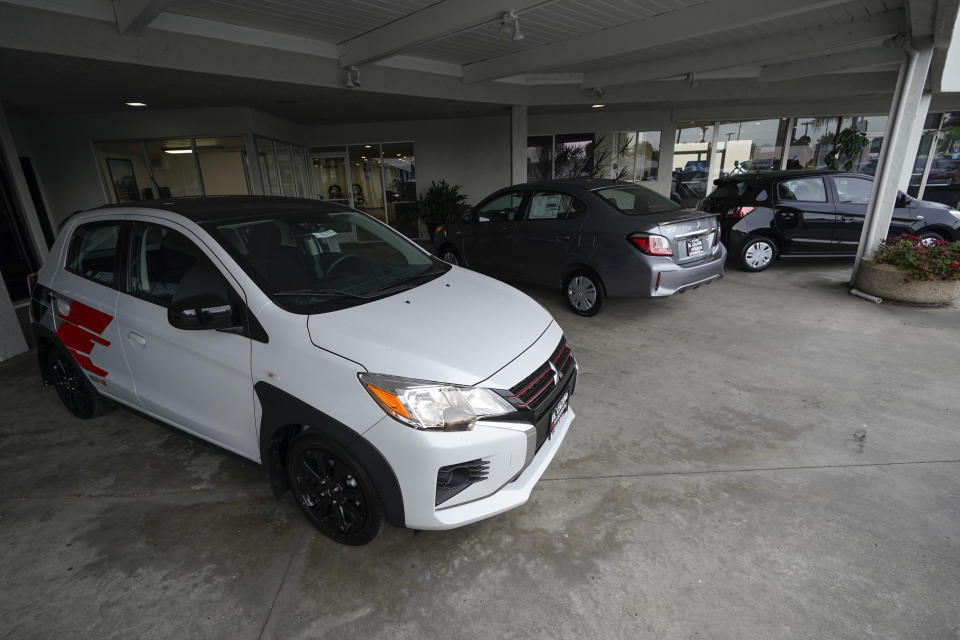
[0,0,955,121]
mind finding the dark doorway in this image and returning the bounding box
[0,155,40,302]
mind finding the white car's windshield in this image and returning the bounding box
[206,208,447,313]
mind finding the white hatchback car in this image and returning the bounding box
[29,197,577,544]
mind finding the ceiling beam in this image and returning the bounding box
[905,0,938,46]
[462,0,853,83]
[112,0,170,35]
[338,0,547,69]
[582,10,905,88]
[759,46,905,82]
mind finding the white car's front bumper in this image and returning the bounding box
[361,404,575,530]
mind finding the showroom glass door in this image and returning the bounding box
[311,153,351,205]
[347,144,388,224]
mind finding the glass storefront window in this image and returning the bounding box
[143,139,203,198]
[348,144,387,223]
[526,136,553,182]
[922,112,960,207]
[195,137,249,196]
[381,142,417,236]
[554,133,594,179]
[311,150,350,203]
[838,115,887,174]
[784,117,840,170]
[275,142,296,196]
[95,141,153,203]
[673,122,714,207]
[614,131,661,182]
[716,119,789,176]
[256,137,280,196]
[292,146,309,197]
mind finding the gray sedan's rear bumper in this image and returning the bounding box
[603,243,726,298]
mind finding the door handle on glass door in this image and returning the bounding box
[127,331,147,348]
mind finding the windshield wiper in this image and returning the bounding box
[273,288,369,300]
[369,267,447,293]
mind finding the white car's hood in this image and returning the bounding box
[307,267,554,386]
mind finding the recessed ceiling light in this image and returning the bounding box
[163,148,193,154]
[125,102,147,107]
[591,104,605,108]
[365,145,372,148]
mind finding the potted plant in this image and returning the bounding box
[418,179,469,241]
[855,234,960,303]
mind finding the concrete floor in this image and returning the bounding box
[1,259,959,640]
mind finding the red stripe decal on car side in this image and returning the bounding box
[56,299,114,377]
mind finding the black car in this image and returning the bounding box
[699,170,960,271]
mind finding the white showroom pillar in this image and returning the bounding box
[850,45,933,285]
[897,92,932,192]
[705,121,722,200]
[510,105,527,185]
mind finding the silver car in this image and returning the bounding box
[434,179,726,315]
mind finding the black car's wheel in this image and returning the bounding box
[739,236,777,272]
[918,231,945,246]
[45,341,109,419]
[439,245,461,266]
[287,433,384,545]
[564,270,605,316]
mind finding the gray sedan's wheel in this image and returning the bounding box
[739,236,776,272]
[439,246,460,265]
[564,270,605,316]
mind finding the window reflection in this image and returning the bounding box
[196,137,250,196]
[614,131,661,182]
[144,139,203,198]
[673,122,714,208]
[716,119,789,175]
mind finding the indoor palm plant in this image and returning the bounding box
[417,179,469,241]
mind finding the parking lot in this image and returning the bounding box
[1,259,958,640]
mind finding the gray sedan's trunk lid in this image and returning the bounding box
[648,209,719,265]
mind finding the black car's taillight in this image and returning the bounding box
[725,206,755,219]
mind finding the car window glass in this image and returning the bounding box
[594,185,681,215]
[476,192,524,222]
[526,191,586,221]
[777,177,827,202]
[833,177,872,205]
[128,223,229,307]
[66,220,121,287]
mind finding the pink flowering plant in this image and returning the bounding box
[872,234,960,281]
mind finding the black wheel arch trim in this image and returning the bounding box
[254,381,404,527]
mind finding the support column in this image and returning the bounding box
[510,105,527,185]
[897,92,932,191]
[851,46,933,285]
[705,121,722,198]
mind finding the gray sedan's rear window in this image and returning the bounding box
[594,185,682,215]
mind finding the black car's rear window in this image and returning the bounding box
[594,185,682,215]
[709,180,766,201]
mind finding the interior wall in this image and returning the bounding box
[305,115,512,205]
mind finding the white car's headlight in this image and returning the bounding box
[359,373,516,431]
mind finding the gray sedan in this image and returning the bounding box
[434,179,726,315]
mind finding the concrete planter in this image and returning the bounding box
[856,261,960,304]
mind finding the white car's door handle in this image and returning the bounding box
[127,331,147,348]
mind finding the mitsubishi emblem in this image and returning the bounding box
[548,361,560,386]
